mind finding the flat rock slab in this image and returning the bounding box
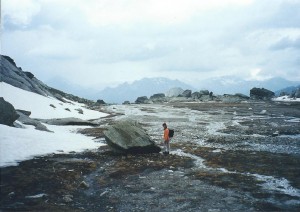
[104,120,161,154]
[39,118,98,126]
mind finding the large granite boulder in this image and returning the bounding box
[165,87,184,97]
[149,93,165,103]
[96,99,106,105]
[181,90,192,98]
[135,96,149,104]
[199,90,210,96]
[150,93,165,100]
[0,97,20,126]
[250,87,275,100]
[104,120,161,154]
[191,92,201,99]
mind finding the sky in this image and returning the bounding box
[1,0,300,90]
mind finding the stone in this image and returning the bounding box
[63,195,73,203]
[96,99,106,105]
[165,87,184,97]
[191,92,201,99]
[17,111,52,132]
[75,108,84,114]
[149,93,166,103]
[16,109,31,116]
[123,101,131,105]
[250,87,275,100]
[150,93,165,99]
[234,93,250,99]
[135,96,149,104]
[80,181,90,189]
[181,90,192,98]
[0,97,20,126]
[104,120,161,154]
[39,118,98,126]
[199,90,210,96]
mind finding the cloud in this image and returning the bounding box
[2,0,41,27]
[2,0,300,89]
[270,37,300,50]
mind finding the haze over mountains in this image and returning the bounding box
[47,75,300,104]
[2,54,299,104]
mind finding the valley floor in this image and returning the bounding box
[1,101,300,211]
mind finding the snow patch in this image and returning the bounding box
[252,174,300,198]
[273,96,300,102]
[0,82,107,119]
[0,124,106,167]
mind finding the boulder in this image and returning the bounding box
[104,120,161,154]
[39,118,98,126]
[149,93,166,103]
[17,111,52,132]
[181,90,192,98]
[234,93,250,99]
[150,93,165,99]
[135,96,148,104]
[250,87,275,100]
[0,97,20,126]
[191,92,201,99]
[122,101,131,105]
[199,90,210,96]
[222,94,249,103]
[165,87,184,97]
[16,109,31,116]
[96,99,106,105]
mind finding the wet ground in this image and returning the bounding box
[1,101,300,211]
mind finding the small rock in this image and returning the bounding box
[260,110,267,114]
[63,195,73,203]
[25,193,47,199]
[8,192,15,197]
[100,191,109,197]
[272,131,279,137]
[79,181,89,189]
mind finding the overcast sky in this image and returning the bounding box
[2,0,300,90]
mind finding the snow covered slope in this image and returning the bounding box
[0,82,108,167]
[0,82,106,119]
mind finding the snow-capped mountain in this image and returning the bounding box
[96,77,195,103]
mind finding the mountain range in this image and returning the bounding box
[2,54,299,104]
[95,78,195,103]
[48,76,300,104]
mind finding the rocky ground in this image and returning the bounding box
[1,101,300,211]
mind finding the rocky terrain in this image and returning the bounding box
[1,100,300,211]
[0,55,95,106]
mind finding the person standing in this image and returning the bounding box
[162,123,170,155]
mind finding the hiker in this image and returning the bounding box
[162,123,170,155]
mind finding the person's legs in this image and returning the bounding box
[164,141,168,152]
[166,141,170,153]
